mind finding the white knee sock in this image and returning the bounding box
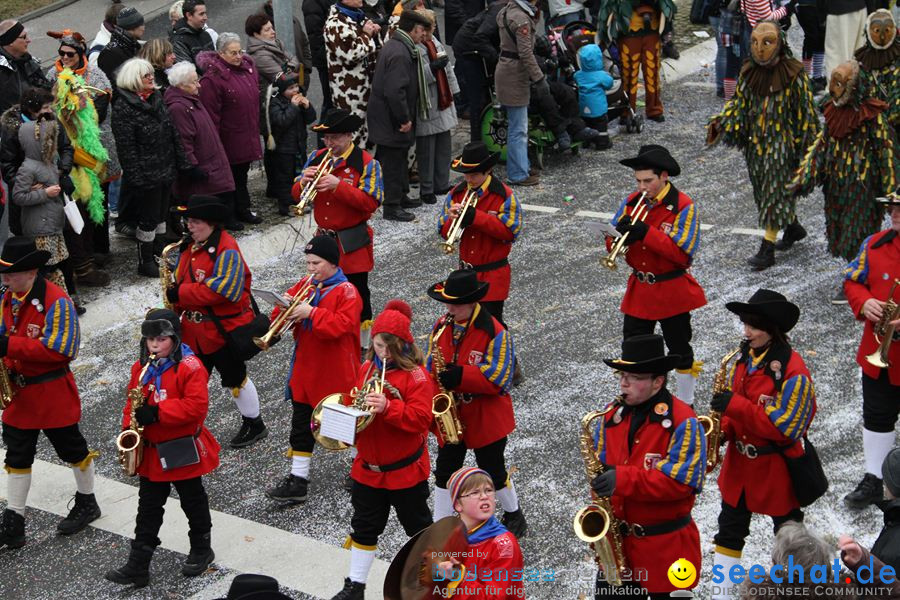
[71,461,95,495]
[434,486,453,519]
[864,429,895,476]
[349,544,376,584]
[291,455,311,479]
[233,378,260,418]
[495,479,520,513]
[360,326,371,351]
[674,371,698,406]
[712,549,742,600]
[6,472,32,515]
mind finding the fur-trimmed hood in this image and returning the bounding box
[18,119,58,164]
[1,105,23,135]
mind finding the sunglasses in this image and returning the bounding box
[58,50,78,58]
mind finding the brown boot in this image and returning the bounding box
[74,261,111,288]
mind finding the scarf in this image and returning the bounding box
[424,39,452,111]
[823,96,888,139]
[468,516,508,544]
[336,2,367,24]
[54,57,87,77]
[512,0,536,17]
[300,268,349,330]
[394,29,431,120]
[142,344,195,393]
[740,55,805,97]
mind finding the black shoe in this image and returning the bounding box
[555,130,572,151]
[845,473,884,510]
[182,545,214,576]
[774,220,807,251]
[266,474,308,504]
[383,208,415,222]
[421,193,438,205]
[662,40,680,60]
[0,509,25,549]
[343,474,354,493]
[230,416,268,449]
[114,222,136,238]
[57,492,101,535]
[501,509,528,539]
[812,77,827,93]
[747,239,775,271]
[137,241,159,278]
[402,196,423,209]
[105,544,154,587]
[512,361,525,388]
[237,210,263,225]
[330,577,366,600]
[647,114,665,123]
[225,221,245,232]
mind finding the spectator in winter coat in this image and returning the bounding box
[823,0,869,79]
[170,0,215,68]
[97,7,146,91]
[574,44,614,149]
[260,0,313,90]
[0,21,51,115]
[303,0,338,116]
[452,0,504,141]
[245,14,301,91]
[88,4,125,67]
[139,38,177,93]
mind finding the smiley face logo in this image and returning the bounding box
[667,558,697,589]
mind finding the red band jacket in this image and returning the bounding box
[122,351,220,482]
[349,360,434,489]
[719,343,816,516]
[1,277,81,430]
[437,176,523,302]
[452,524,524,600]
[292,145,383,275]
[173,228,254,355]
[595,390,705,593]
[844,229,900,384]
[274,273,361,407]
[426,305,515,448]
[607,184,707,320]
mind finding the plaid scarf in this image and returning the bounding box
[394,29,431,120]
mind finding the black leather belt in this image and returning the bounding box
[618,515,691,538]
[12,367,69,388]
[362,444,424,473]
[182,310,242,324]
[144,428,201,448]
[459,257,509,273]
[631,269,686,284]
[500,50,519,59]
[734,440,781,459]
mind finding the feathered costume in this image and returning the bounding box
[707,23,820,231]
[854,9,900,131]
[52,69,107,225]
[791,61,898,260]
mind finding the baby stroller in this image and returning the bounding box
[556,20,643,133]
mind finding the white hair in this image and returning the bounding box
[216,32,241,52]
[168,1,184,23]
[116,58,155,93]
[166,61,198,88]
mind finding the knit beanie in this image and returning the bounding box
[371,299,414,343]
[448,467,491,506]
[274,70,299,94]
[883,448,900,498]
[304,235,340,266]
[117,7,145,30]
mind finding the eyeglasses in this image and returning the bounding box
[222,48,244,57]
[17,33,28,41]
[614,371,653,384]
[58,50,78,58]
[458,487,495,500]
[141,73,155,80]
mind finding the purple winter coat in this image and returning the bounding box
[196,51,262,165]
[164,85,235,200]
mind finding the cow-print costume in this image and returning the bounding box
[325,4,380,149]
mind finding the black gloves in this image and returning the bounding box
[0,336,8,358]
[59,174,75,196]
[134,404,160,426]
[459,204,476,228]
[166,285,179,305]
[711,390,733,414]
[615,215,632,236]
[185,165,208,182]
[590,469,616,497]
[627,219,648,242]
[438,363,464,390]
[430,55,449,73]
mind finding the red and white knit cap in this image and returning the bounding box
[448,467,491,505]
[371,299,414,343]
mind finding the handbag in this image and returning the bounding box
[778,435,828,507]
[62,193,84,235]
[206,294,270,362]
[156,434,200,471]
[335,222,372,255]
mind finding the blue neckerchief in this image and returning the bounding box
[372,354,399,372]
[335,2,366,23]
[142,344,195,392]
[467,515,508,545]
[301,268,349,330]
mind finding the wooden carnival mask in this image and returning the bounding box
[750,22,782,67]
[829,61,859,107]
[867,9,896,50]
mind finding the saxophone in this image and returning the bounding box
[866,279,900,369]
[431,318,464,444]
[0,287,16,410]
[116,356,154,476]
[698,345,743,471]
[573,402,627,586]
[160,239,183,310]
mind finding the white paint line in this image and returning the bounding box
[0,449,388,599]
[519,203,559,214]
[573,210,612,219]
[730,227,768,236]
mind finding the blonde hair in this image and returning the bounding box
[138,38,174,69]
[116,58,155,92]
[366,333,424,371]
[168,1,184,24]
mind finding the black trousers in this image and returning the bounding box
[480,300,506,328]
[2,423,90,469]
[350,480,432,547]
[62,201,92,272]
[346,271,373,323]
[198,344,247,390]
[375,145,410,208]
[623,312,695,371]
[434,436,508,490]
[456,55,489,142]
[862,370,900,432]
[267,151,297,210]
[290,401,315,454]
[134,183,170,235]
[134,475,211,550]
[713,492,803,552]
[94,182,111,254]
[230,162,252,215]
[796,5,826,59]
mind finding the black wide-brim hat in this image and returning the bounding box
[876,190,900,207]
[725,288,800,333]
[451,141,500,173]
[171,195,230,223]
[311,108,363,134]
[427,269,489,305]
[619,144,681,177]
[214,574,290,600]
[0,236,51,273]
[603,333,681,374]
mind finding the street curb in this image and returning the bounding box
[18,0,79,23]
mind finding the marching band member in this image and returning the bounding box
[710,290,816,600]
[438,142,524,383]
[292,108,383,353]
[266,235,362,504]
[843,194,900,510]
[606,145,706,406]
[167,196,268,449]
[592,334,705,599]
[105,309,219,587]
[329,299,433,600]
[0,237,100,549]
[426,269,526,538]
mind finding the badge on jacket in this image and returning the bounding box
[660,222,673,234]
[195,269,206,282]
[26,324,40,339]
[758,394,775,407]
[467,350,484,365]
[643,453,662,470]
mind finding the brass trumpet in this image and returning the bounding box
[866,279,900,369]
[311,364,383,450]
[253,280,319,350]
[430,319,464,444]
[698,346,742,471]
[0,287,15,410]
[292,149,334,217]
[117,355,154,476]
[441,188,478,255]
[602,191,649,271]
[160,239,183,311]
